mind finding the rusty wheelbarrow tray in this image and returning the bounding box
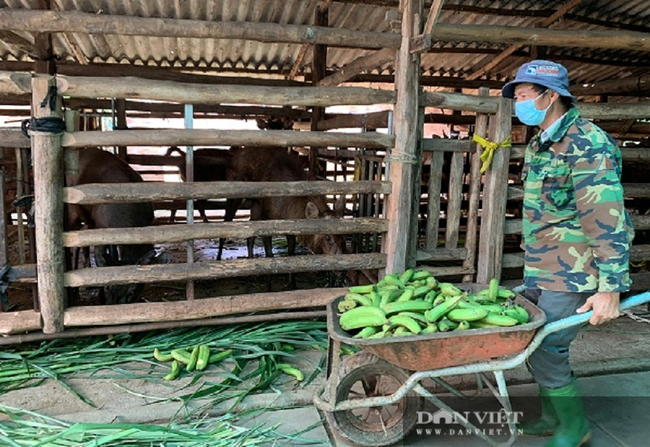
[313,289,650,447]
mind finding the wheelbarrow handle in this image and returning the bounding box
[527,291,650,354]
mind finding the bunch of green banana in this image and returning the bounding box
[153,346,233,380]
[338,271,530,339]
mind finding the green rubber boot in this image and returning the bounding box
[519,386,558,436]
[544,379,591,447]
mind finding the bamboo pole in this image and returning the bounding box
[61,129,394,149]
[476,97,512,283]
[383,0,422,274]
[0,10,401,49]
[55,74,396,106]
[64,252,387,288]
[64,180,392,205]
[63,217,389,247]
[31,75,66,333]
[63,287,347,327]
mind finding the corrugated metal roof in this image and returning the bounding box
[0,0,649,94]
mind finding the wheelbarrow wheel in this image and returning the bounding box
[331,359,422,446]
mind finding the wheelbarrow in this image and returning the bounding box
[313,288,650,447]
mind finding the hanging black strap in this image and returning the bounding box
[21,84,66,137]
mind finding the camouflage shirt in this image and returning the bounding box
[522,106,634,293]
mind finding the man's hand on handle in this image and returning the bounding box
[576,292,621,325]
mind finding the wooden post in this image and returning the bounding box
[476,97,512,283]
[0,151,7,267]
[383,0,422,274]
[463,87,490,282]
[310,2,329,178]
[31,74,66,333]
[115,97,127,159]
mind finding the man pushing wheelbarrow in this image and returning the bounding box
[501,60,635,447]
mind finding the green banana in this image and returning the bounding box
[439,283,463,297]
[411,270,431,281]
[277,363,305,381]
[412,285,432,299]
[337,299,357,312]
[383,274,405,288]
[345,293,373,307]
[393,326,412,337]
[426,276,438,290]
[422,323,439,333]
[163,360,181,381]
[379,289,403,308]
[514,305,530,323]
[354,326,381,338]
[366,329,389,339]
[488,278,500,302]
[400,268,415,284]
[348,284,375,294]
[339,306,387,331]
[470,321,501,329]
[382,300,432,316]
[388,314,422,334]
[397,311,428,324]
[437,317,457,332]
[424,290,437,304]
[454,320,471,331]
[424,294,464,323]
[369,291,381,307]
[446,307,489,322]
[481,312,519,327]
[502,305,529,324]
[154,348,174,362]
[497,288,516,299]
[395,287,415,302]
[432,293,446,307]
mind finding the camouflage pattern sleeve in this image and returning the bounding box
[568,130,633,293]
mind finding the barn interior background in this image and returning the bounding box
[0,0,649,342]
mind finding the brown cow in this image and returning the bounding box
[66,147,166,305]
[165,146,232,224]
[226,146,346,261]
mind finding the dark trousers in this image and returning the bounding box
[525,288,591,389]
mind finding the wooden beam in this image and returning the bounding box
[61,129,394,149]
[429,23,650,53]
[64,253,387,288]
[0,10,401,50]
[63,287,347,328]
[63,217,389,248]
[572,75,650,96]
[317,48,396,87]
[63,180,393,205]
[467,0,584,81]
[420,90,498,114]
[53,73,396,106]
[411,0,445,53]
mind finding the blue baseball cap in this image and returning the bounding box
[502,60,575,101]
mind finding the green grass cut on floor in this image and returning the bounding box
[0,321,330,445]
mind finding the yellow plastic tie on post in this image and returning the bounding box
[473,134,512,174]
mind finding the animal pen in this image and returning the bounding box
[0,1,649,343]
